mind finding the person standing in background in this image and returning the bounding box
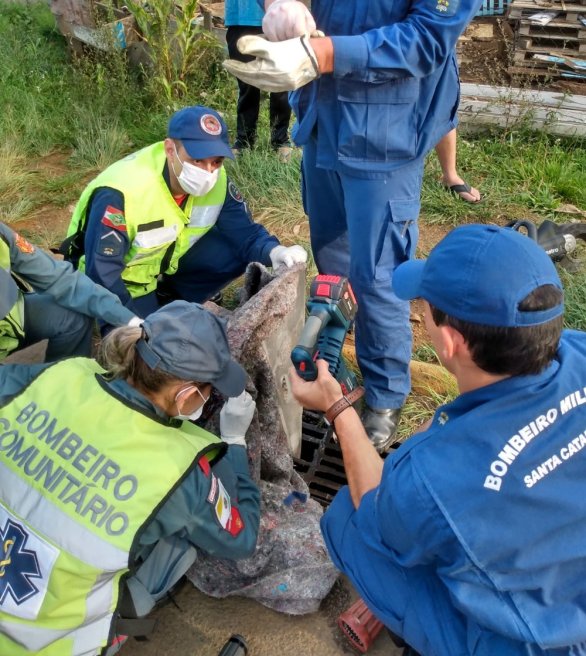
[225,0,293,161]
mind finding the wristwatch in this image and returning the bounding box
[324,386,364,425]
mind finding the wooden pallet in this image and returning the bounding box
[517,34,586,52]
[508,1,586,21]
[508,63,586,79]
[514,44,586,60]
[518,20,586,37]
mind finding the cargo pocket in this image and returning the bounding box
[373,199,420,282]
[337,77,420,163]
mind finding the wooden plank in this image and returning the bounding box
[508,5,584,20]
[458,82,586,136]
[518,38,586,55]
[460,82,586,107]
[518,20,586,35]
[459,97,586,135]
[509,0,585,11]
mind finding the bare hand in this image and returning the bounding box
[289,359,343,412]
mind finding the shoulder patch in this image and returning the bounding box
[226,507,244,537]
[206,474,218,504]
[101,206,126,232]
[228,181,243,203]
[429,0,459,15]
[214,478,232,529]
[14,233,35,255]
[98,230,124,257]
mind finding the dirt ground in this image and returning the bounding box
[122,579,402,656]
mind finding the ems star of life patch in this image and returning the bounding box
[101,206,126,231]
[0,506,58,620]
[14,233,35,254]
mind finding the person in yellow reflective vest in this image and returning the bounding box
[0,221,139,362]
[0,301,260,655]
[64,105,307,320]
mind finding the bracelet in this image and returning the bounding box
[325,386,364,425]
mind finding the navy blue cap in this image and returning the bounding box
[136,301,246,397]
[167,106,234,160]
[394,224,564,327]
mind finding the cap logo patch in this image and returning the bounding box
[200,114,222,136]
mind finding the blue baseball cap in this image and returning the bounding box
[394,224,564,327]
[167,106,234,160]
[136,301,246,397]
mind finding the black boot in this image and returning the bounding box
[361,406,403,452]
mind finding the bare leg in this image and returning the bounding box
[435,129,481,203]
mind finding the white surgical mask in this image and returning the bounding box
[172,145,220,197]
[173,384,209,422]
[174,405,204,422]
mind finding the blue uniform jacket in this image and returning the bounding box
[323,330,586,655]
[289,0,482,176]
[0,222,134,327]
[0,365,261,562]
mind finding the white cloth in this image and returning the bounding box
[269,244,308,269]
[223,34,319,93]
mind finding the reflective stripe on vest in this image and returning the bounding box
[0,236,25,360]
[67,143,227,298]
[0,358,223,655]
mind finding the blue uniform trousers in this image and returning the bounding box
[322,487,468,656]
[301,137,423,409]
[22,293,93,361]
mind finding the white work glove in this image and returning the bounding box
[220,390,256,447]
[262,0,316,41]
[223,34,319,93]
[269,244,308,269]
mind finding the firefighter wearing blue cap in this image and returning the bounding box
[0,221,138,362]
[64,105,307,319]
[224,0,482,450]
[290,225,586,655]
[0,301,260,655]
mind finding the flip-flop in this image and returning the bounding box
[445,183,482,204]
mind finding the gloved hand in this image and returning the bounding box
[269,244,308,269]
[262,0,316,41]
[220,390,256,447]
[223,34,319,93]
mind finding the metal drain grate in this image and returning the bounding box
[293,410,347,507]
[294,410,399,507]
